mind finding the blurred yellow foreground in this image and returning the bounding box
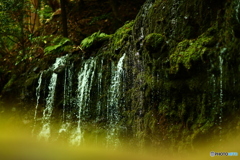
[0,115,239,160]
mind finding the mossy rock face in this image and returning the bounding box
[80,31,110,50]
[233,24,240,38]
[25,73,39,88]
[169,26,218,73]
[144,33,165,51]
[109,21,134,53]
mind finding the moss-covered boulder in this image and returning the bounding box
[144,33,165,51]
[169,27,218,73]
[80,31,110,51]
[109,21,134,53]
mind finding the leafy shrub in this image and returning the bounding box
[44,36,72,55]
[80,31,109,49]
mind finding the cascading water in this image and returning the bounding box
[38,55,68,141]
[32,71,43,135]
[96,59,103,119]
[58,63,74,135]
[219,51,224,141]
[207,50,226,142]
[38,73,57,141]
[208,61,219,144]
[70,58,97,146]
[106,53,125,147]
[32,51,129,146]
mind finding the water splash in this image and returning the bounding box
[219,54,224,141]
[59,63,74,136]
[70,58,96,146]
[32,71,43,135]
[96,59,103,119]
[133,0,153,45]
[106,53,125,148]
[38,72,57,141]
[38,55,68,141]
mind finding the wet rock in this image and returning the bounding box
[53,65,66,74]
[144,33,165,51]
[233,24,240,38]
[143,33,167,59]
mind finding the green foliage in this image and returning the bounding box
[15,52,30,66]
[38,5,53,23]
[0,0,27,57]
[30,35,54,45]
[44,36,72,55]
[80,31,109,49]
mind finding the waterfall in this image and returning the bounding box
[70,58,97,146]
[38,73,57,141]
[219,53,224,141]
[32,71,43,135]
[209,70,218,130]
[96,59,103,119]
[33,54,127,146]
[38,55,68,141]
[59,63,74,135]
[106,53,125,147]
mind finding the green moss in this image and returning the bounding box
[80,31,110,50]
[144,33,165,52]
[109,20,134,53]
[169,27,218,73]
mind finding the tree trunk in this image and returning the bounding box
[29,0,41,33]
